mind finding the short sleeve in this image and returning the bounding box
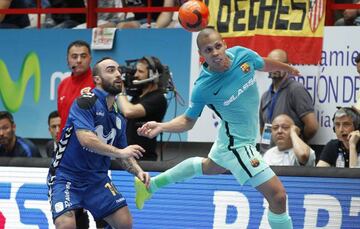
[184,87,206,119]
[68,96,96,132]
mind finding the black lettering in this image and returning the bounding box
[248,0,260,30]
[257,0,277,29]
[275,0,289,30]
[233,0,247,31]
[289,0,306,30]
[217,0,231,33]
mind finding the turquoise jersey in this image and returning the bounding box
[185,46,264,151]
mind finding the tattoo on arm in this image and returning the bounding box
[118,157,141,175]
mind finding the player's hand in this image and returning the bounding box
[137,171,151,189]
[119,145,144,159]
[137,121,162,139]
[288,65,301,76]
[348,130,360,145]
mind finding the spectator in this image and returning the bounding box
[74,0,125,29]
[356,53,360,74]
[45,110,60,158]
[259,49,318,153]
[57,40,94,140]
[0,111,40,157]
[24,0,49,8]
[317,107,360,168]
[117,0,175,28]
[334,0,360,26]
[117,56,167,161]
[263,114,316,166]
[42,0,85,28]
[0,0,30,28]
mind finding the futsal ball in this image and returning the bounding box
[178,0,209,32]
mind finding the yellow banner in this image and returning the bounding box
[207,0,325,38]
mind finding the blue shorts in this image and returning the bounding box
[48,175,127,221]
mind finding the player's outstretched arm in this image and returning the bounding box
[137,115,197,138]
[262,57,300,76]
[76,129,144,159]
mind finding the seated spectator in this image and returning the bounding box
[24,0,49,8]
[0,111,40,157]
[334,0,360,26]
[42,0,85,28]
[262,114,316,166]
[117,0,176,28]
[0,0,30,28]
[45,110,60,158]
[73,0,125,29]
[24,0,50,28]
[317,107,360,168]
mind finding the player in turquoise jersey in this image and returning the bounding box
[135,27,300,229]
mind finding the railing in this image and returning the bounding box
[326,0,360,25]
[0,0,179,28]
[0,1,360,28]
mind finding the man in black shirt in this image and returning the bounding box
[117,56,167,161]
[317,107,360,168]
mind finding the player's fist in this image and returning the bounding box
[119,145,144,159]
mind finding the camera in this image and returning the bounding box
[121,57,174,97]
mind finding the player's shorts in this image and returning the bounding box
[48,175,127,221]
[208,143,275,187]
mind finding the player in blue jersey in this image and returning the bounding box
[135,27,300,229]
[48,57,150,229]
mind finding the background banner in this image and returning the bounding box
[206,0,325,64]
[0,167,359,228]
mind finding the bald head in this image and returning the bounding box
[271,114,295,150]
[196,27,222,49]
[268,49,288,63]
[272,114,294,126]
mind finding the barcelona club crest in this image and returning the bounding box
[250,158,260,167]
[240,63,250,73]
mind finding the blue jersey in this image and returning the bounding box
[185,46,264,150]
[50,88,127,184]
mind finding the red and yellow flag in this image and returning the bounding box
[206,0,325,64]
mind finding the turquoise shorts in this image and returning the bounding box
[208,143,275,187]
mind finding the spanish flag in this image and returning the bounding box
[206,0,325,64]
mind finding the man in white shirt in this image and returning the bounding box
[263,114,316,166]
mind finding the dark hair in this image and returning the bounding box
[67,40,91,55]
[355,53,360,64]
[0,111,14,124]
[48,110,59,125]
[92,57,114,77]
[140,56,164,75]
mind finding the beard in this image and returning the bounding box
[268,71,287,79]
[102,80,122,95]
